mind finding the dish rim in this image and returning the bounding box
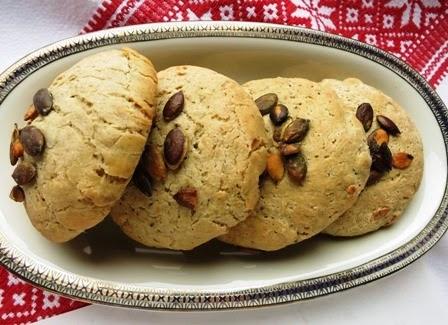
[0,21,447,310]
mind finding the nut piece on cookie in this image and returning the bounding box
[266,151,284,183]
[142,145,167,181]
[163,91,184,122]
[173,187,198,211]
[164,127,189,170]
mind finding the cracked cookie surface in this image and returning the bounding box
[110,65,268,250]
[22,48,157,242]
[322,78,423,236]
[219,78,371,251]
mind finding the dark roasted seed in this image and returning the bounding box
[255,93,278,115]
[20,126,45,156]
[285,153,307,185]
[377,115,401,136]
[282,118,310,143]
[356,103,374,132]
[273,127,283,142]
[33,88,53,116]
[366,169,384,186]
[269,104,289,126]
[163,91,184,121]
[133,169,152,197]
[12,162,37,185]
[9,185,25,202]
[164,127,188,170]
[371,142,393,172]
[279,143,301,156]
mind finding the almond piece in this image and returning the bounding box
[173,186,198,211]
[372,128,389,145]
[372,207,390,220]
[266,152,284,183]
[392,152,414,169]
[9,124,23,166]
[143,145,167,181]
[24,105,39,122]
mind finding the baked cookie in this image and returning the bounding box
[110,66,268,250]
[219,78,371,251]
[322,78,423,236]
[9,48,157,242]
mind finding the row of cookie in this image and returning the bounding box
[9,48,423,252]
[111,69,422,251]
[8,48,268,248]
[221,77,423,250]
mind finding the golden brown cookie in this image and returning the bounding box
[219,78,371,251]
[322,78,423,236]
[110,66,268,250]
[12,48,157,242]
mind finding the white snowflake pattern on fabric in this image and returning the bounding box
[163,9,183,22]
[365,14,373,23]
[187,8,212,20]
[362,0,375,8]
[7,273,25,286]
[425,12,438,25]
[247,6,256,18]
[365,34,377,45]
[290,0,336,30]
[42,292,60,310]
[263,3,279,21]
[12,293,25,306]
[219,5,234,20]
[386,40,395,47]
[383,14,394,28]
[346,8,358,22]
[386,0,442,28]
[400,39,413,52]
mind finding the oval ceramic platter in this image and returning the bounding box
[0,22,447,310]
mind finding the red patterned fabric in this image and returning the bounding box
[0,268,86,323]
[1,0,447,323]
[82,0,448,87]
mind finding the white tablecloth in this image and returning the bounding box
[1,1,447,324]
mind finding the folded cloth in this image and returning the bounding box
[1,0,447,323]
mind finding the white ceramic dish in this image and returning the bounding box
[0,22,447,310]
